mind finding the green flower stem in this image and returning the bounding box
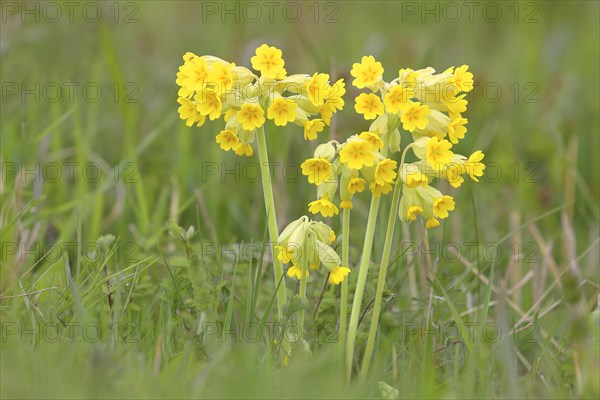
[339,208,351,358]
[345,194,381,380]
[344,134,392,380]
[360,143,412,379]
[297,238,309,337]
[256,125,287,320]
[360,179,402,379]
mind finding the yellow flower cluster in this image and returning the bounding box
[300,56,485,227]
[301,130,399,216]
[277,216,350,285]
[176,45,346,156]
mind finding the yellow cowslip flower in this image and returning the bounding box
[328,266,351,285]
[450,65,474,93]
[444,93,468,115]
[215,130,239,151]
[233,143,253,157]
[277,244,295,264]
[374,159,398,186]
[319,79,346,125]
[444,164,465,188]
[287,263,309,280]
[208,62,234,92]
[433,195,455,219]
[351,55,384,89]
[359,131,384,150]
[303,119,325,140]
[267,97,297,126]
[339,139,375,170]
[309,263,320,271]
[340,200,353,209]
[447,117,468,144]
[426,137,453,170]
[464,151,486,181]
[177,97,206,127]
[426,218,440,229]
[404,171,429,188]
[181,57,210,92]
[196,91,223,120]
[347,177,366,194]
[306,73,330,106]
[301,158,333,186]
[250,44,286,80]
[308,195,339,217]
[328,229,336,243]
[384,84,414,114]
[370,181,393,197]
[354,93,384,120]
[399,101,431,132]
[237,103,265,130]
[406,205,424,221]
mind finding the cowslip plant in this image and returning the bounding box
[277,216,349,341]
[298,56,486,379]
[176,45,345,323]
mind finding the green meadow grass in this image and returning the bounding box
[1,1,598,398]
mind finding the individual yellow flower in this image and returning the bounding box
[350,55,384,89]
[181,57,210,92]
[399,101,431,132]
[444,164,465,188]
[306,73,330,106]
[215,130,239,151]
[319,79,346,125]
[354,93,384,120]
[196,91,223,120]
[310,263,320,271]
[450,65,474,93]
[339,140,375,170]
[404,171,429,188]
[308,195,339,217]
[358,131,384,150]
[328,266,351,285]
[347,177,366,194]
[464,151,485,181]
[237,103,265,130]
[448,117,468,144]
[267,97,297,126]
[426,137,453,170]
[301,158,333,185]
[208,62,234,92]
[277,244,295,264]
[303,119,325,140]
[370,182,393,196]
[426,218,440,229]
[177,97,206,127]
[375,159,398,185]
[406,205,424,221]
[287,264,308,280]
[340,200,353,209]
[250,44,286,79]
[384,84,414,113]
[433,195,455,219]
[233,143,253,157]
[444,93,468,115]
[328,229,336,243]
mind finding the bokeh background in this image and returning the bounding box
[1,1,599,398]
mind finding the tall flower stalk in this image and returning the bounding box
[175,44,345,323]
[338,207,351,358]
[256,124,288,318]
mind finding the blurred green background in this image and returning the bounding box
[1,1,599,398]
[2,0,598,244]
